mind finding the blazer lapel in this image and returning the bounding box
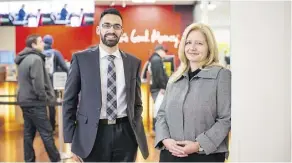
[121,51,130,101]
[88,46,102,108]
[121,50,134,119]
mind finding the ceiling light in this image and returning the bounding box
[200,2,216,11]
[122,1,126,7]
[132,0,156,3]
[110,1,115,6]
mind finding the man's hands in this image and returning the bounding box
[72,153,83,162]
[68,143,83,162]
[160,89,166,95]
[162,139,200,157]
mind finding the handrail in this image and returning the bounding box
[0,94,63,106]
[0,95,17,97]
[0,101,62,106]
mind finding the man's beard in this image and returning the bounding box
[101,33,120,47]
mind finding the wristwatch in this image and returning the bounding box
[199,146,204,152]
[198,142,204,152]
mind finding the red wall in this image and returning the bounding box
[16,26,94,61]
[16,5,192,66]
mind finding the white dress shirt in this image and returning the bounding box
[99,46,128,119]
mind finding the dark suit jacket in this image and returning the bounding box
[62,46,149,159]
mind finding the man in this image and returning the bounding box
[36,9,42,26]
[14,34,60,162]
[148,44,169,102]
[17,4,26,21]
[43,34,69,132]
[43,34,69,73]
[78,8,85,26]
[62,8,149,162]
[60,4,68,20]
[148,44,169,132]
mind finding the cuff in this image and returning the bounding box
[196,133,217,155]
[63,125,75,143]
[155,136,169,150]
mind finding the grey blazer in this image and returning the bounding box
[155,66,231,156]
[62,46,149,159]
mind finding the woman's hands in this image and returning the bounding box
[162,139,200,157]
[176,140,200,155]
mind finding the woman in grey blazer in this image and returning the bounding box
[155,23,231,162]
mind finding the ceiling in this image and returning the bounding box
[0,0,195,5]
[95,0,196,5]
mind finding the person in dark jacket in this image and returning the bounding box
[43,35,68,73]
[14,34,60,162]
[148,44,169,132]
[149,44,169,102]
[43,34,68,132]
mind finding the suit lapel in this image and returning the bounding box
[121,50,130,98]
[88,46,102,108]
[121,50,133,119]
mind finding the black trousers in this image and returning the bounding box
[160,150,226,162]
[48,105,56,131]
[83,120,138,162]
[21,106,60,162]
[49,90,58,132]
[151,90,159,132]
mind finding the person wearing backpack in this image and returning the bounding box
[43,34,69,132]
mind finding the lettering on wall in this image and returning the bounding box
[119,29,180,48]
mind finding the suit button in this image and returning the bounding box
[132,121,136,128]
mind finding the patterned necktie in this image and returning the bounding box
[106,55,117,121]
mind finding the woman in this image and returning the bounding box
[155,23,231,162]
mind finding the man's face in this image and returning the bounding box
[32,37,44,52]
[96,14,123,48]
[160,50,167,58]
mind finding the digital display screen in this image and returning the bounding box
[0,0,95,27]
[0,50,15,64]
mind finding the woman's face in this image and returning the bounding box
[184,30,209,64]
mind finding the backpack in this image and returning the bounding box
[43,49,55,75]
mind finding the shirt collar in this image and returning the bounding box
[99,45,121,59]
[181,66,222,79]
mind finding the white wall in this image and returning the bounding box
[194,1,230,67]
[194,1,230,27]
[208,2,230,28]
[229,1,291,162]
[0,27,16,52]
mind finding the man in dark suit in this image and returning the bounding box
[62,8,149,162]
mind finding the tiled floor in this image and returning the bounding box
[0,129,159,162]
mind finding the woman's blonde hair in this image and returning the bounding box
[169,23,221,83]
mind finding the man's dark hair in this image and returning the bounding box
[100,8,123,21]
[25,34,40,48]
